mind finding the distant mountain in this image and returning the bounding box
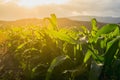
[68,16,120,23]
[0,18,105,29]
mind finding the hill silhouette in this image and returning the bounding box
[0,18,106,29]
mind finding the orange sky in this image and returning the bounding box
[0,0,120,20]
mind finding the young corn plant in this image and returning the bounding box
[0,14,120,80]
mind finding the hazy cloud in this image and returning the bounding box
[66,0,120,16]
[0,0,120,20]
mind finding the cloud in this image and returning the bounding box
[0,2,31,20]
[66,0,120,16]
[0,0,120,20]
[0,1,74,20]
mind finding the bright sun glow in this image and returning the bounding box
[17,0,68,8]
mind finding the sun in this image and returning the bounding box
[17,0,68,8]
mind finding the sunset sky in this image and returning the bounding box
[0,0,120,20]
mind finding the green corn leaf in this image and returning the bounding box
[96,24,119,37]
[81,26,89,34]
[45,55,70,80]
[50,14,57,26]
[15,42,27,51]
[47,30,77,44]
[87,46,104,63]
[91,18,98,31]
[84,50,92,63]
[104,36,120,66]
[112,27,119,36]
[50,14,58,30]
[43,14,58,30]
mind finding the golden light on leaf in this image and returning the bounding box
[0,31,8,44]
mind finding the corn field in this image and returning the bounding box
[0,14,120,80]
